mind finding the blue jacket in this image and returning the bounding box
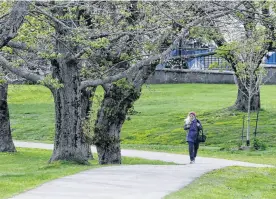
[184,119,202,143]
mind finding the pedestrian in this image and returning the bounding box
[184,112,202,164]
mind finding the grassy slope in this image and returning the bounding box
[122,84,237,145]
[8,84,276,166]
[9,84,276,147]
[0,148,174,199]
[121,84,276,146]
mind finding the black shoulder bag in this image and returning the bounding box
[197,128,206,143]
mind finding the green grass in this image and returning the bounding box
[8,85,55,142]
[165,167,276,199]
[121,84,237,145]
[7,84,276,165]
[0,148,175,199]
[121,84,276,146]
[8,84,276,146]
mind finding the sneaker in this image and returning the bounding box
[190,160,195,164]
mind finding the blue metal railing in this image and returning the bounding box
[158,48,276,70]
[265,52,276,65]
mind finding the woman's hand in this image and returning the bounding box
[184,124,190,130]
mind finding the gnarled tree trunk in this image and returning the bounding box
[234,76,260,111]
[0,83,16,152]
[94,60,158,164]
[94,83,140,164]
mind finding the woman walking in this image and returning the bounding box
[184,112,202,164]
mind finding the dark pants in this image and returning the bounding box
[188,141,199,161]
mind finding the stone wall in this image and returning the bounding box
[147,66,276,84]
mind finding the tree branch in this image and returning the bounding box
[0,12,9,20]
[7,41,37,53]
[0,1,30,48]
[80,8,234,89]
[0,55,44,83]
[70,47,90,60]
[32,4,71,29]
[80,54,160,89]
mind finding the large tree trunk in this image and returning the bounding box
[94,83,140,164]
[0,83,16,152]
[94,59,158,165]
[234,76,260,111]
[48,8,93,164]
[49,59,89,164]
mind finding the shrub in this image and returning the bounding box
[253,138,267,151]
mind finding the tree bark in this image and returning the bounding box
[49,59,89,164]
[234,76,260,111]
[246,96,251,146]
[0,83,16,152]
[94,83,140,164]
[48,7,94,164]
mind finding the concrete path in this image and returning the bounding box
[12,141,273,199]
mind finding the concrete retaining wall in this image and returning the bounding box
[147,66,276,84]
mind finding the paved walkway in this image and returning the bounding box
[12,141,273,199]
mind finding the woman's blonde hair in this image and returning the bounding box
[184,113,191,125]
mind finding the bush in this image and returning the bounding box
[253,138,267,151]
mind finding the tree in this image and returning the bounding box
[230,36,267,146]
[209,1,275,111]
[0,1,30,152]
[92,1,237,164]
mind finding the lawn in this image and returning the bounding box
[8,85,55,142]
[7,84,276,165]
[0,148,175,199]
[8,84,276,146]
[165,167,276,199]
[121,84,276,147]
